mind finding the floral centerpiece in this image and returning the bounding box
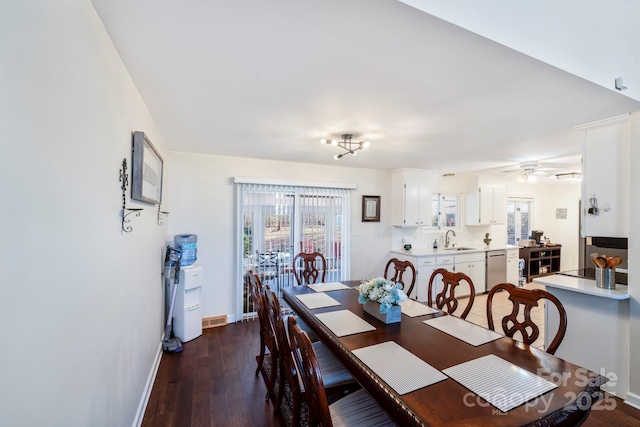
[358,277,408,323]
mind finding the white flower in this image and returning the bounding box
[358,277,408,312]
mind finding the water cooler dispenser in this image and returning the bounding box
[173,264,203,342]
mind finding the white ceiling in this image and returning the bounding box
[91,0,640,180]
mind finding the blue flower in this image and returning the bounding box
[358,277,408,313]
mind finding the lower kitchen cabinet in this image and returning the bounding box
[392,253,454,302]
[392,251,486,303]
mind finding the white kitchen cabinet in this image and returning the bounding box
[414,257,436,302]
[391,250,492,303]
[453,252,485,297]
[392,253,453,303]
[428,255,454,303]
[465,178,506,225]
[581,117,630,238]
[392,169,436,227]
[506,247,519,285]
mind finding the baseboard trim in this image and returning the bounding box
[624,391,640,410]
[132,339,163,427]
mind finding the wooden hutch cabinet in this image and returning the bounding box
[519,245,562,283]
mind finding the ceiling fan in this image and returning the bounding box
[502,160,567,180]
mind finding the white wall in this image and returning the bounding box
[0,1,169,426]
[400,0,640,102]
[628,111,640,408]
[167,153,392,321]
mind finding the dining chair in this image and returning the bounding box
[486,282,567,355]
[247,272,279,400]
[383,258,417,299]
[264,289,356,426]
[287,316,394,427]
[427,268,475,319]
[293,251,327,285]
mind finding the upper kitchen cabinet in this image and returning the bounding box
[581,115,630,238]
[465,177,506,225]
[391,169,439,227]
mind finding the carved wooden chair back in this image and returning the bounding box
[247,272,278,399]
[427,268,475,319]
[293,251,327,286]
[264,289,304,425]
[487,283,567,355]
[287,316,333,427]
[383,258,417,299]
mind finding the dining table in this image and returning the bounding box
[282,281,606,427]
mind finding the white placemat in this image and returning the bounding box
[423,314,502,346]
[315,310,376,337]
[442,354,558,412]
[399,299,439,317]
[352,341,447,395]
[307,282,352,292]
[295,293,341,309]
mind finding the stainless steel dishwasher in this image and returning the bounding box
[486,250,507,292]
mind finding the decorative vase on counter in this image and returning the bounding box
[362,301,401,324]
[483,233,492,248]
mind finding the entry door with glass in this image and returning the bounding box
[507,198,533,246]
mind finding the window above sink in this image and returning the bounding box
[432,193,460,229]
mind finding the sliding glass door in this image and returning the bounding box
[237,183,351,318]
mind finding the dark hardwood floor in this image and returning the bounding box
[142,320,640,427]
[142,319,283,427]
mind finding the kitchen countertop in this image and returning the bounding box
[391,245,518,257]
[533,274,629,300]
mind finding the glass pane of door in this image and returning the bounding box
[519,200,531,242]
[299,194,343,282]
[507,199,533,245]
[507,200,516,245]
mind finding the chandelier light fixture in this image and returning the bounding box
[321,134,370,159]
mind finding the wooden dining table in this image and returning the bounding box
[282,282,606,427]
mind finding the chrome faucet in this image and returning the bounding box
[445,229,456,248]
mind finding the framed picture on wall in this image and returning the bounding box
[131,131,163,205]
[556,208,567,219]
[362,195,381,222]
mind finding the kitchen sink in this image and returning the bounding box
[443,247,476,251]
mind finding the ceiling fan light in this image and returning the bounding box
[556,172,582,181]
[331,140,338,146]
[320,139,328,144]
[362,141,370,149]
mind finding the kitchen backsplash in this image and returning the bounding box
[392,225,507,250]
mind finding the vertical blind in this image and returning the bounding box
[235,181,352,319]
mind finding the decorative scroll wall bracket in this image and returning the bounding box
[120,158,143,233]
[157,205,169,226]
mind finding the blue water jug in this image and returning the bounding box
[174,234,197,266]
